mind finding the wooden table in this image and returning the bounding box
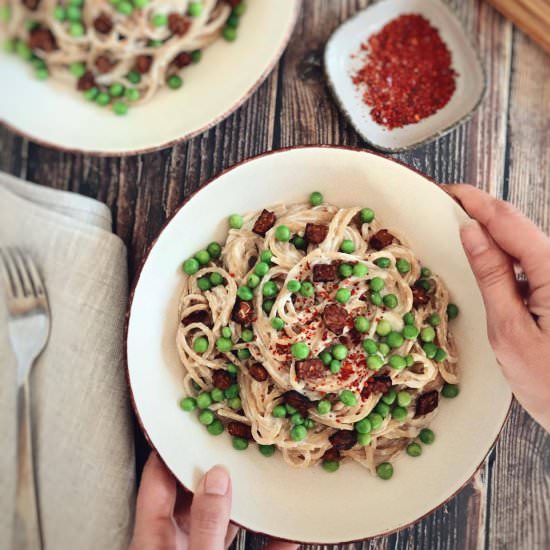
[1,1,548,548]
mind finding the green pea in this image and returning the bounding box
[291,342,309,360]
[304,418,315,429]
[206,241,221,259]
[247,274,260,288]
[226,363,238,376]
[209,272,224,286]
[299,282,314,298]
[66,5,81,20]
[376,462,393,480]
[291,413,304,426]
[188,1,202,16]
[353,262,368,277]
[403,325,419,339]
[221,326,231,339]
[262,281,278,298]
[421,267,432,278]
[199,409,215,425]
[241,329,254,342]
[197,277,211,291]
[420,326,436,342]
[434,348,448,362]
[381,389,396,405]
[259,444,275,457]
[406,442,422,457]
[127,70,141,84]
[397,391,411,407]
[167,74,182,90]
[216,337,232,353]
[126,88,140,102]
[367,355,384,370]
[3,38,16,53]
[0,5,10,21]
[355,418,372,434]
[232,437,248,450]
[447,303,459,319]
[191,380,202,392]
[442,383,459,398]
[254,261,269,277]
[396,258,411,273]
[417,278,431,291]
[340,390,357,407]
[360,208,375,223]
[237,348,250,360]
[332,344,348,360]
[196,392,212,409]
[35,67,48,80]
[228,397,242,410]
[284,404,295,414]
[336,288,351,303]
[319,351,332,366]
[16,41,32,60]
[378,343,390,356]
[112,100,128,115]
[405,354,414,367]
[207,419,224,435]
[403,312,415,325]
[275,225,291,241]
[370,277,385,292]
[428,313,441,326]
[148,39,163,47]
[228,213,243,229]
[96,92,110,106]
[272,405,287,418]
[329,359,341,373]
[339,263,353,278]
[368,412,383,430]
[287,279,301,293]
[262,300,274,314]
[316,399,331,415]
[211,388,225,402]
[179,397,196,412]
[376,320,392,336]
[152,13,167,26]
[195,250,210,265]
[291,425,307,442]
[354,316,370,333]
[375,401,390,417]
[362,338,378,355]
[392,406,407,421]
[271,317,284,330]
[358,433,372,446]
[260,249,273,263]
[419,428,435,444]
[292,236,307,250]
[310,191,323,206]
[370,291,382,305]
[117,1,133,15]
[237,286,253,301]
[387,331,404,349]
[340,239,355,254]
[193,337,208,354]
[375,257,391,268]
[389,354,406,370]
[423,342,437,359]
[108,83,124,98]
[69,62,86,77]
[383,294,398,309]
[322,460,339,473]
[84,87,98,101]
[223,26,237,41]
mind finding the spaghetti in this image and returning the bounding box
[177,193,460,478]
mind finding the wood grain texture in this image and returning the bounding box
[0,1,549,548]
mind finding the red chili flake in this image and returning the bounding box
[351,14,457,129]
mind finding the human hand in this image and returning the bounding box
[130,452,299,550]
[448,184,550,432]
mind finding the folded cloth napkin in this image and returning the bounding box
[0,172,135,549]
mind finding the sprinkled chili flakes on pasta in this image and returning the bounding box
[1,0,246,114]
[177,192,460,479]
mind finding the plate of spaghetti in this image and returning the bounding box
[126,146,512,543]
[0,0,299,154]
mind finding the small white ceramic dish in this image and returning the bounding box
[126,146,511,544]
[324,0,485,152]
[0,0,299,156]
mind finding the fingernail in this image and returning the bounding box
[203,466,229,496]
[460,220,490,255]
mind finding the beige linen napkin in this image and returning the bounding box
[0,172,136,549]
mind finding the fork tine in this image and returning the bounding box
[10,248,34,297]
[0,248,23,298]
[21,251,46,297]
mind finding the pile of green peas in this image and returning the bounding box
[271,402,316,442]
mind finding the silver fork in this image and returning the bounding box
[1,248,50,550]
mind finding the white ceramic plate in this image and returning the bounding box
[126,146,511,544]
[325,0,485,152]
[0,0,299,156]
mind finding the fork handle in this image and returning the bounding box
[13,381,43,550]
